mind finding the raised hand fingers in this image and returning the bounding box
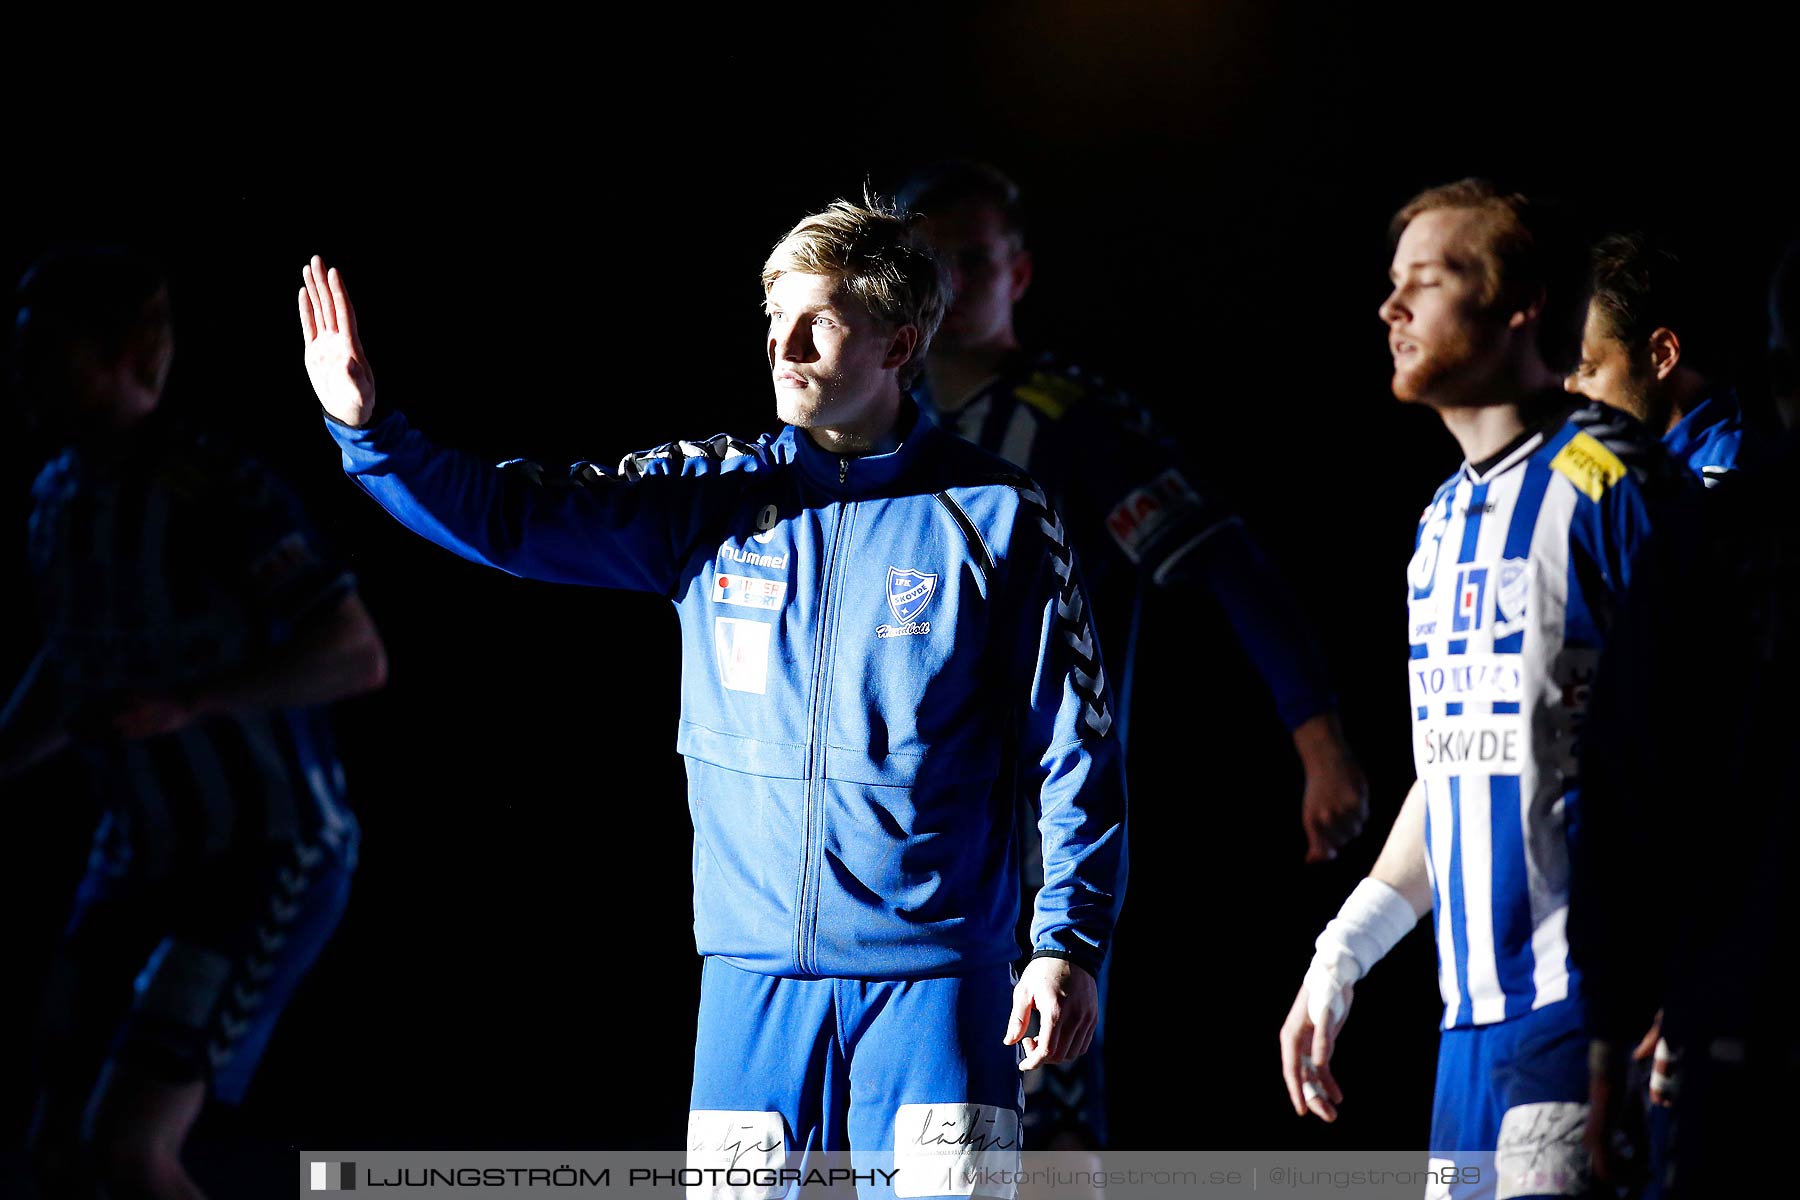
[328,266,358,346]
[302,262,325,332]
[299,287,318,342]
[314,256,338,332]
[307,256,339,333]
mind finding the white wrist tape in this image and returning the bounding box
[1303,878,1417,1030]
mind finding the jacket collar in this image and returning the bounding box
[1662,390,1741,460]
[787,396,937,496]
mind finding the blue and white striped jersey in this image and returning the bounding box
[1406,401,1682,1029]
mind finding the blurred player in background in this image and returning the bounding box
[2,248,386,1199]
[1572,250,1800,1197]
[1565,230,1765,485]
[1563,229,1774,1195]
[901,161,1367,1152]
[1765,241,1800,432]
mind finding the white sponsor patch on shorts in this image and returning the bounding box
[1423,1158,1457,1200]
[1496,1101,1588,1198]
[685,1110,785,1200]
[893,1103,1019,1198]
[1424,1154,1497,1199]
[714,618,771,694]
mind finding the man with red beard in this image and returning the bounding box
[1276,181,1685,1198]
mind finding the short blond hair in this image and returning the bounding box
[761,196,948,387]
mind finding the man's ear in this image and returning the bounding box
[1646,327,1682,381]
[1506,285,1548,332]
[1009,248,1034,304]
[885,323,921,372]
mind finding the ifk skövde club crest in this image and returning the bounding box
[886,567,939,625]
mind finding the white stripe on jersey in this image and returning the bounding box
[949,394,993,445]
[1462,466,1523,1026]
[1524,478,1580,1012]
[1425,776,1463,1021]
[1409,430,1596,1028]
[1459,772,1504,1025]
[1530,902,1571,1011]
[998,402,1041,469]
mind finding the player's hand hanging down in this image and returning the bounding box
[1006,957,1099,1071]
[1279,979,1350,1122]
[299,255,378,427]
[1296,713,1370,864]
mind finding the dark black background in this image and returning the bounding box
[3,8,1793,1186]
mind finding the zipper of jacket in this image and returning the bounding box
[797,456,851,973]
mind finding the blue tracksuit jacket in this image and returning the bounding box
[324,400,1126,979]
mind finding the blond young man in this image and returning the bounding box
[1276,181,1682,1198]
[296,199,1125,1193]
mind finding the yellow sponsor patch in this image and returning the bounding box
[1549,432,1627,501]
[1013,371,1086,420]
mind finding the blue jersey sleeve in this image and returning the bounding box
[325,410,735,597]
[1562,406,1693,640]
[1009,482,1128,976]
[1172,523,1338,729]
[1569,491,1701,1047]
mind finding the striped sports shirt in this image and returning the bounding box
[1406,400,1683,1028]
[27,414,358,879]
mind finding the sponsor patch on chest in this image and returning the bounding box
[714,617,772,694]
[711,573,786,610]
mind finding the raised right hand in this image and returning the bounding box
[299,255,377,427]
